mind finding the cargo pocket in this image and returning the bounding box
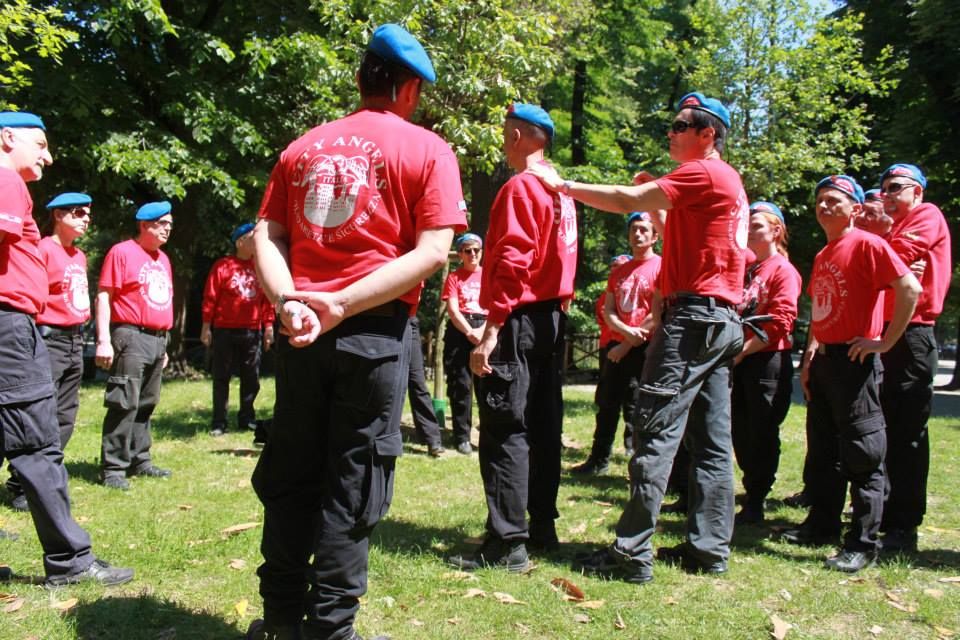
[356,430,403,530]
[103,375,140,411]
[335,333,403,414]
[632,383,679,436]
[477,361,523,426]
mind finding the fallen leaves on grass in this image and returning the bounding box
[615,612,626,630]
[515,622,531,633]
[568,522,587,535]
[663,596,679,606]
[770,614,792,640]
[2,597,24,613]
[576,600,605,609]
[550,577,585,602]
[593,500,613,507]
[573,613,591,624]
[228,559,246,570]
[869,625,883,636]
[933,625,955,639]
[410,619,424,627]
[937,576,960,584]
[924,588,944,599]
[463,588,486,599]
[221,522,260,536]
[0,592,18,603]
[234,600,248,617]
[446,617,461,625]
[51,598,78,614]
[884,591,917,613]
[178,504,194,511]
[493,592,526,605]
[440,571,477,582]
[779,589,793,601]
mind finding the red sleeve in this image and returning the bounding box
[413,144,467,234]
[98,245,124,291]
[761,261,801,346]
[482,182,541,325]
[870,238,910,288]
[654,161,710,209]
[0,171,28,241]
[201,260,221,324]
[441,272,457,302]
[257,160,289,225]
[887,205,943,264]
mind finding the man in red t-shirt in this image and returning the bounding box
[248,24,466,640]
[95,201,175,490]
[873,164,951,553]
[785,175,919,573]
[447,103,577,573]
[532,92,747,583]
[573,213,660,476]
[0,111,132,586]
[201,222,275,437]
[441,232,487,454]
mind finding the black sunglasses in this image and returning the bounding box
[460,247,481,255]
[670,120,697,134]
[882,182,915,195]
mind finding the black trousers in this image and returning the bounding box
[880,324,937,531]
[0,310,94,577]
[805,348,886,551]
[443,316,485,446]
[407,317,441,449]
[252,311,409,640]
[211,327,262,429]
[476,302,565,542]
[100,325,166,477]
[589,341,646,461]
[7,329,84,497]
[731,349,793,505]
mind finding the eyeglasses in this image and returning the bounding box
[882,182,915,195]
[460,247,481,255]
[65,207,91,218]
[670,120,697,134]
[150,220,174,229]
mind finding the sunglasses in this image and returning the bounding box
[460,247,481,255]
[150,220,174,229]
[882,182,915,195]
[64,207,91,218]
[670,120,697,134]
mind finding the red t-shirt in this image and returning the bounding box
[809,229,908,344]
[480,167,578,325]
[655,158,749,304]
[596,293,613,349]
[36,237,90,327]
[202,255,275,330]
[606,254,661,342]
[99,239,174,330]
[258,109,467,306]
[881,202,951,325]
[442,267,486,316]
[0,168,47,316]
[742,252,801,352]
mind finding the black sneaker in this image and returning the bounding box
[102,475,130,491]
[447,537,530,572]
[573,547,653,585]
[779,525,841,547]
[455,441,473,455]
[881,528,918,554]
[129,465,171,478]
[656,543,727,574]
[10,493,28,512]
[428,445,445,458]
[824,549,877,573]
[783,491,810,508]
[0,565,12,581]
[245,619,301,640]
[343,629,391,640]
[570,457,610,475]
[45,558,134,587]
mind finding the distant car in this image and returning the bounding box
[940,342,957,358]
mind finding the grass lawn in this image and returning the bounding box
[0,376,958,639]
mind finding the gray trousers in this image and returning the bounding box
[612,300,743,572]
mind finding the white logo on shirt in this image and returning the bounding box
[556,193,578,249]
[730,190,750,250]
[230,267,259,300]
[63,263,89,317]
[138,261,172,311]
[811,261,847,328]
[302,154,369,228]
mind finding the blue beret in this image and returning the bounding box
[749,201,785,224]
[626,211,651,227]
[880,163,926,189]
[677,92,730,129]
[231,222,255,243]
[368,24,436,83]
[46,192,92,210]
[506,103,554,140]
[864,189,882,202]
[0,111,45,130]
[135,200,173,221]
[815,175,864,204]
[456,232,482,249]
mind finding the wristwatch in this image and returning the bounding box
[275,293,303,315]
[562,180,574,195]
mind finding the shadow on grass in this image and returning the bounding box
[75,593,240,640]
[64,459,103,485]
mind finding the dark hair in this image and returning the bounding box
[505,116,550,148]
[689,108,727,153]
[358,50,418,99]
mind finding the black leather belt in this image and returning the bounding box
[664,294,734,310]
[518,299,563,313]
[357,300,410,317]
[816,343,851,357]
[464,313,488,322]
[39,324,84,337]
[112,323,168,337]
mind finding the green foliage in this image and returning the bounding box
[0,0,75,106]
